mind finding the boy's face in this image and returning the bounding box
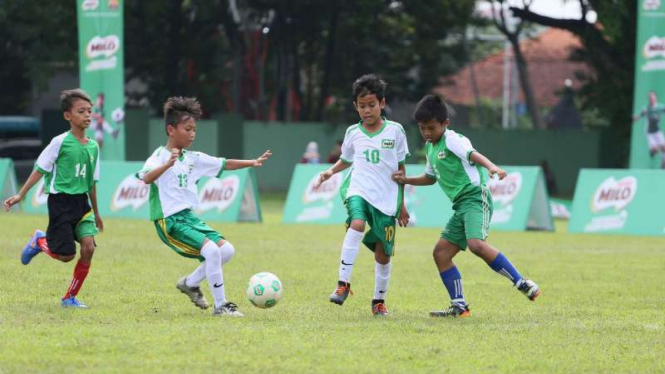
[64,99,92,130]
[417,119,447,143]
[167,117,197,149]
[353,94,385,126]
[649,92,657,105]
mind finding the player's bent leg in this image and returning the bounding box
[217,240,235,265]
[432,239,468,315]
[20,230,46,265]
[467,239,499,263]
[433,239,460,272]
[517,279,541,301]
[61,236,94,308]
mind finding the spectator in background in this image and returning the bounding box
[540,160,558,196]
[327,140,343,164]
[301,141,320,164]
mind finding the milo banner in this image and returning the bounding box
[629,0,665,169]
[487,166,553,231]
[22,161,261,222]
[77,0,125,161]
[569,169,665,235]
[0,159,18,213]
[283,164,552,231]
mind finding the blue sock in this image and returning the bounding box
[489,253,523,285]
[439,266,465,306]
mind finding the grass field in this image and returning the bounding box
[1,194,663,373]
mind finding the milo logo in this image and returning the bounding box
[86,35,120,59]
[643,0,661,10]
[303,173,342,203]
[488,172,522,206]
[381,139,395,149]
[591,176,637,213]
[111,174,149,211]
[197,175,240,213]
[643,36,665,59]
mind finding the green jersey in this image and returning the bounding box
[35,131,100,194]
[424,129,487,203]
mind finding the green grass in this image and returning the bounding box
[1,194,663,373]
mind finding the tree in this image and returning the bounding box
[489,0,545,129]
[509,0,637,167]
[0,1,77,114]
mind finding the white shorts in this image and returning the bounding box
[647,131,665,150]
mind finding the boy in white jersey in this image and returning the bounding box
[315,74,410,316]
[4,89,103,308]
[136,96,271,317]
[393,95,540,317]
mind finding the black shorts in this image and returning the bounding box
[46,193,95,256]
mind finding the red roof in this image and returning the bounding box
[437,28,592,107]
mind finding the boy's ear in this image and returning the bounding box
[380,98,386,109]
[443,119,450,126]
[63,111,71,121]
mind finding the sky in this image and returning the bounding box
[479,0,598,22]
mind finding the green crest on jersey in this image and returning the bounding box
[381,139,395,149]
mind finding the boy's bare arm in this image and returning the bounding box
[392,170,436,186]
[3,169,44,211]
[225,150,272,170]
[470,151,506,180]
[314,160,352,188]
[397,164,410,227]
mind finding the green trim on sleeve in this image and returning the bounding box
[216,158,226,178]
[425,173,437,180]
[35,165,49,175]
[398,152,411,165]
[340,157,353,164]
[466,150,476,165]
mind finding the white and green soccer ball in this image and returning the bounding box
[246,272,283,309]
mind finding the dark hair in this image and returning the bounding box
[163,96,202,132]
[60,89,92,112]
[413,94,448,123]
[352,74,387,102]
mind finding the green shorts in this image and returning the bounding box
[154,209,225,261]
[442,188,493,250]
[345,195,397,256]
[76,211,99,240]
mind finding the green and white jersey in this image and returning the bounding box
[35,131,100,194]
[424,129,487,203]
[340,119,410,217]
[136,147,226,221]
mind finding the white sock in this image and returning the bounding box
[185,263,206,287]
[338,228,363,283]
[219,241,235,265]
[201,241,226,308]
[373,261,392,300]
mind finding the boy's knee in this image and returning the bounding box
[349,220,365,232]
[467,239,486,254]
[59,255,76,263]
[219,241,235,264]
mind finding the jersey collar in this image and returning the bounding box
[358,117,387,138]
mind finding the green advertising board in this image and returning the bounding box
[77,0,125,161]
[0,159,18,213]
[630,0,665,169]
[568,169,665,235]
[283,164,552,231]
[22,161,261,222]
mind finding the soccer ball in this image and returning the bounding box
[246,272,283,309]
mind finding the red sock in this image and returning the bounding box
[63,261,91,299]
[37,237,59,260]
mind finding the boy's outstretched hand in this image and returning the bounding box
[314,169,333,189]
[392,170,407,184]
[489,166,506,180]
[253,150,272,167]
[4,194,22,211]
[167,148,180,167]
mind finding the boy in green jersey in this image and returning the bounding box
[392,94,540,317]
[4,89,103,309]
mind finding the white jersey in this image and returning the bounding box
[136,147,226,220]
[340,119,410,217]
